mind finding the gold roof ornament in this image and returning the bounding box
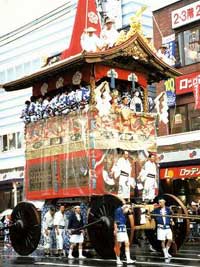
[127,5,147,36]
[115,5,156,53]
[116,5,147,45]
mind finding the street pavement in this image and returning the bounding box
[0,242,200,267]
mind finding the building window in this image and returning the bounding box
[2,57,42,83]
[170,103,200,134]
[170,105,187,134]
[188,103,200,131]
[178,26,200,66]
[17,132,22,149]
[7,67,15,81]
[0,132,23,152]
[0,71,5,83]
[2,135,8,152]
[8,133,16,150]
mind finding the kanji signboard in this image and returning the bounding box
[176,72,200,109]
[176,72,200,95]
[172,1,200,29]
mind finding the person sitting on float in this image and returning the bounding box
[80,27,102,52]
[100,17,119,49]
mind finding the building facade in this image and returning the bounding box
[0,0,153,210]
[153,0,200,204]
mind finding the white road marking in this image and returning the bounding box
[137,255,200,262]
[34,262,89,267]
[137,261,198,267]
[180,249,200,252]
[34,259,200,267]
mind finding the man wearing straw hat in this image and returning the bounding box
[80,27,102,52]
[100,17,119,49]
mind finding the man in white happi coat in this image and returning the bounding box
[114,150,135,201]
[54,204,68,256]
[43,206,56,256]
[138,153,158,202]
[100,17,119,49]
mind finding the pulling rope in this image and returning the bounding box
[150,213,200,221]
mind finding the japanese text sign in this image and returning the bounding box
[171,1,200,29]
[176,72,200,95]
[160,165,200,179]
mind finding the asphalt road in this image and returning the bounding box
[0,242,200,267]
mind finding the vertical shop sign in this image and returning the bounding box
[164,78,176,107]
[176,72,200,109]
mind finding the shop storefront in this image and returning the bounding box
[160,165,200,205]
[0,169,24,211]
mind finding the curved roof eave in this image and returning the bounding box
[2,33,182,92]
[84,32,182,77]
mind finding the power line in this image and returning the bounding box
[0,8,75,48]
[0,1,76,43]
[0,1,74,40]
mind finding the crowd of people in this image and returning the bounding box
[41,197,185,263]
[1,197,200,262]
[20,80,149,124]
[42,204,86,258]
[20,85,90,123]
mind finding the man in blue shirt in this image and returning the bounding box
[114,204,135,265]
[152,198,173,258]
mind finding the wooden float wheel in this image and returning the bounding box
[9,202,41,255]
[87,194,134,259]
[145,194,190,255]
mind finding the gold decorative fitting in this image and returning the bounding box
[115,5,156,55]
[122,41,148,61]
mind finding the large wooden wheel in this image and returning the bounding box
[87,194,134,259]
[10,202,41,255]
[145,194,190,255]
